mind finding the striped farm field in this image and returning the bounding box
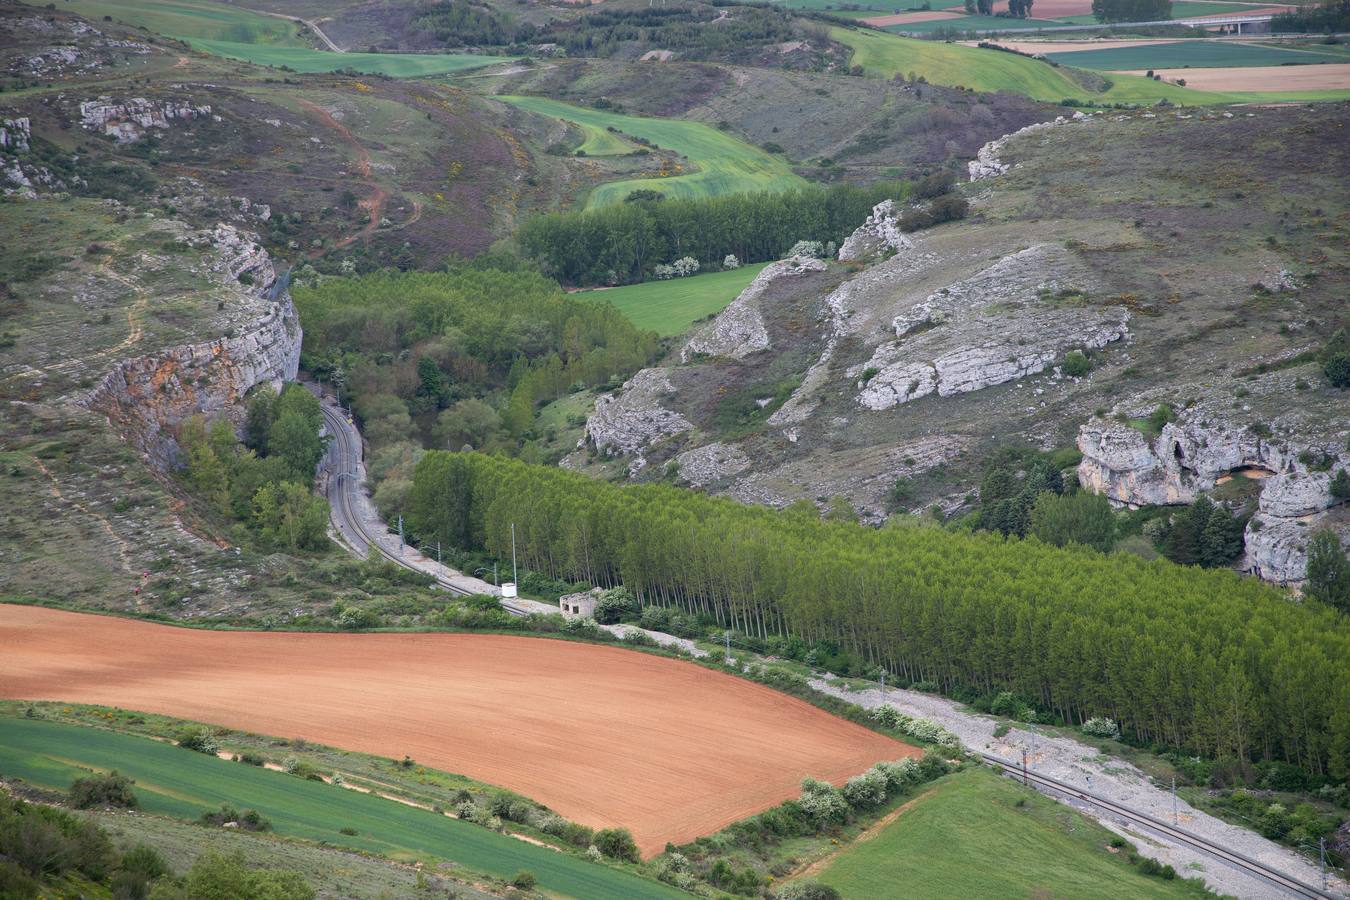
[1044,39,1350,69]
[0,716,683,900]
[832,27,1229,103]
[502,96,807,208]
[0,604,915,858]
[578,263,772,336]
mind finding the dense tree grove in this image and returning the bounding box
[518,181,914,286]
[180,384,330,552]
[1091,0,1172,21]
[1270,0,1350,33]
[407,452,1350,776]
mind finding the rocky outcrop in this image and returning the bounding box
[1076,377,1349,583]
[855,245,1127,410]
[584,368,691,458]
[681,256,826,362]
[837,200,912,262]
[82,228,300,468]
[968,114,1081,181]
[80,97,212,143]
[676,442,751,488]
[1,117,30,153]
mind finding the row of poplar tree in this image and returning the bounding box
[407,451,1350,778]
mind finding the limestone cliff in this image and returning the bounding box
[83,226,301,468]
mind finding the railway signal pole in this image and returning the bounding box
[397,514,404,555]
[724,630,732,665]
[1171,776,1178,825]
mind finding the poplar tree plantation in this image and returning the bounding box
[408,451,1350,778]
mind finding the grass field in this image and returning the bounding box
[810,767,1208,898]
[833,27,1238,102]
[578,263,771,336]
[0,716,683,900]
[501,96,807,208]
[21,0,307,45]
[1045,38,1350,68]
[186,39,503,76]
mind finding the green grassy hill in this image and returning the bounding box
[501,96,807,208]
[832,27,1229,104]
[0,716,683,900]
[24,0,308,45]
[810,767,1208,898]
[577,263,771,336]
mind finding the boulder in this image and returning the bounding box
[837,200,912,262]
[675,442,751,488]
[584,369,691,457]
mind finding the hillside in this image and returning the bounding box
[567,102,1350,583]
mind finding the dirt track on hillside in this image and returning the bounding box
[0,605,915,856]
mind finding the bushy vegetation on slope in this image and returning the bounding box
[406,451,1350,778]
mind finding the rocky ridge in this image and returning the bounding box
[680,255,826,362]
[83,226,301,468]
[80,96,214,143]
[1077,372,1350,582]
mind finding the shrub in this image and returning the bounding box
[841,769,888,808]
[592,587,636,624]
[184,851,312,899]
[798,778,849,826]
[511,870,537,889]
[1061,350,1090,377]
[592,827,640,862]
[200,805,272,832]
[175,727,219,755]
[69,770,138,809]
[1082,717,1120,738]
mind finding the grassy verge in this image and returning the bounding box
[0,714,684,900]
[575,263,772,336]
[500,96,807,208]
[810,767,1211,898]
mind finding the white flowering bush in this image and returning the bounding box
[787,240,825,258]
[873,758,921,790]
[870,704,904,729]
[1082,716,1119,738]
[799,778,849,825]
[723,254,740,269]
[841,769,889,808]
[587,845,604,862]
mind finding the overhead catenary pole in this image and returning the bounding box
[511,522,518,586]
[1172,776,1178,825]
[397,514,404,555]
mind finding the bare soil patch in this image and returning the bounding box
[860,10,964,26]
[0,605,915,857]
[1116,62,1350,90]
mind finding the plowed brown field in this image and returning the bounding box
[0,605,916,856]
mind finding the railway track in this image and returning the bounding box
[318,403,530,608]
[981,753,1339,899]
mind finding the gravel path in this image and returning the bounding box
[811,680,1347,899]
[599,624,709,658]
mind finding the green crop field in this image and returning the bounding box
[1045,39,1350,69]
[187,40,503,76]
[833,27,1237,103]
[21,0,307,45]
[578,263,772,336]
[0,716,683,900]
[501,96,807,208]
[810,768,1207,899]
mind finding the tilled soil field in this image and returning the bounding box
[0,604,915,856]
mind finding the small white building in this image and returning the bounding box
[559,588,601,618]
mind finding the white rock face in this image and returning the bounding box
[837,199,912,262]
[681,256,826,362]
[584,369,691,457]
[80,97,212,143]
[968,115,1078,181]
[855,244,1128,410]
[676,442,752,488]
[82,228,300,468]
[1,118,31,153]
[1075,383,1349,583]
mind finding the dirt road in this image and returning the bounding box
[0,605,915,856]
